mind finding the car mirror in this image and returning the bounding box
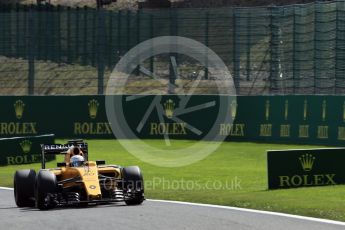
[96,160,105,165]
[57,162,66,167]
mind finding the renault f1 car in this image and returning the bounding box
[13,140,144,210]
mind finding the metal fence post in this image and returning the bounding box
[126,10,130,52]
[46,4,52,61]
[7,4,12,57]
[313,3,318,95]
[16,3,20,58]
[2,6,8,56]
[117,10,122,63]
[57,5,61,64]
[108,10,113,68]
[97,9,105,95]
[28,5,35,95]
[44,4,48,61]
[0,9,3,56]
[169,9,178,94]
[92,8,96,66]
[76,7,80,61]
[246,11,251,81]
[37,4,42,60]
[269,6,273,94]
[269,6,280,94]
[149,14,154,74]
[136,9,141,76]
[83,6,88,65]
[204,12,209,80]
[233,9,240,90]
[67,6,71,63]
[334,2,339,94]
[292,5,297,94]
[23,4,28,58]
[335,0,342,94]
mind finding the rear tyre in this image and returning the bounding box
[122,166,144,205]
[14,169,36,207]
[35,170,57,210]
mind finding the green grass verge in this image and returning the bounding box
[1,139,344,221]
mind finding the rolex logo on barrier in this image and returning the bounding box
[14,100,25,119]
[164,99,175,119]
[88,99,99,119]
[343,101,345,122]
[231,100,237,120]
[20,140,32,154]
[265,100,270,121]
[303,99,308,121]
[322,100,327,121]
[274,150,337,189]
[284,100,289,121]
[74,99,112,135]
[0,100,37,135]
[299,154,315,172]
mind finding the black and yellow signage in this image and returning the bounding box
[121,95,221,140]
[73,98,112,136]
[0,99,38,136]
[0,95,344,145]
[0,134,55,166]
[267,148,345,189]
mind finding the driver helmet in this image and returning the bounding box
[70,155,85,167]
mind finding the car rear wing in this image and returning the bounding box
[41,140,88,169]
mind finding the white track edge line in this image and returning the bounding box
[148,199,345,226]
[1,187,343,226]
[0,187,13,191]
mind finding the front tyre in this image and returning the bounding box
[122,166,144,205]
[35,170,57,210]
[14,169,36,207]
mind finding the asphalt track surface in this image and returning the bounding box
[0,189,344,230]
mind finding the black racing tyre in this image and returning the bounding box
[122,166,144,205]
[14,169,36,207]
[35,170,57,210]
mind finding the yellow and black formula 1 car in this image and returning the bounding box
[13,140,144,210]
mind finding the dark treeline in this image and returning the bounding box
[0,0,335,8]
[172,0,332,8]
